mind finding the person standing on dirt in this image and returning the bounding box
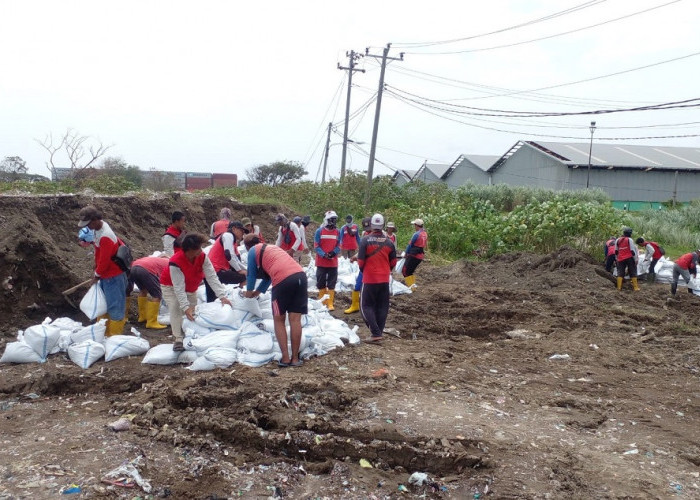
[614,227,639,291]
[636,237,664,282]
[339,215,360,259]
[242,234,308,367]
[345,216,372,314]
[163,211,186,256]
[604,236,617,273]
[314,210,341,311]
[386,221,397,244]
[205,220,248,302]
[357,213,397,344]
[160,233,233,351]
[402,218,428,291]
[293,216,309,264]
[210,208,232,239]
[670,250,700,295]
[275,213,303,260]
[128,255,168,329]
[78,205,128,337]
[241,217,265,243]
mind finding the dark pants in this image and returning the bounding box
[205,269,245,302]
[617,257,637,279]
[360,282,390,338]
[605,254,616,273]
[647,258,660,280]
[315,266,338,290]
[402,255,422,277]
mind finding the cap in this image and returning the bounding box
[78,205,101,227]
[275,213,287,223]
[293,216,302,224]
[386,221,396,229]
[324,210,338,224]
[411,218,424,226]
[301,215,311,226]
[371,213,384,230]
[240,217,252,227]
[361,217,371,229]
[228,220,248,233]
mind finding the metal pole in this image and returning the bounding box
[340,51,355,180]
[586,121,596,189]
[365,45,390,208]
[321,122,332,184]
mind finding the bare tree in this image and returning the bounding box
[0,156,28,181]
[35,128,113,179]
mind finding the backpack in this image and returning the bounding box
[658,245,666,256]
[112,241,133,274]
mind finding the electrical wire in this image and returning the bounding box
[302,76,346,169]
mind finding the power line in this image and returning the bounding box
[302,76,346,169]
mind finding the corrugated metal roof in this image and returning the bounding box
[532,141,700,170]
[424,163,451,178]
[464,154,500,172]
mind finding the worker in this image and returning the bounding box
[345,216,371,314]
[128,255,168,329]
[293,216,308,264]
[402,218,428,290]
[670,249,700,295]
[160,233,233,351]
[339,215,360,258]
[636,237,665,282]
[604,236,616,273]
[357,213,397,344]
[163,211,186,256]
[313,210,341,311]
[210,208,232,239]
[386,221,397,244]
[614,227,639,291]
[241,217,265,243]
[78,205,128,336]
[242,234,308,368]
[275,213,303,260]
[205,220,248,302]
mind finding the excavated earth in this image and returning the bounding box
[0,193,699,499]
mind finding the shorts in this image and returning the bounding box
[271,272,308,316]
[128,265,162,299]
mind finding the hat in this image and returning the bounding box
[324,210,338,224]
[228,220,248,233]
[361,217,372,230]
[386,221,396,229]
[275,213,287,223]
[292,216,302,225]
[301,215,311,226]
[345,215,353,222]
[371,213,384,230]
[411,218,424,226]
[78,205,101,227]
[241,217,252,227]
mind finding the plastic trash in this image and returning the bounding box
[62,484,81,494]
[359,458,373,468]
[101,456,151,493]
[549,353,571,360]
[408,472,429,486]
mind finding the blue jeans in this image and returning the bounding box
[100,273,128,320]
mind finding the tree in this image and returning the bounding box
[142,169,180,191]
[98,156,143,187]
[245,161,307,186]
[0,156,28,181]
[35,128,112,179]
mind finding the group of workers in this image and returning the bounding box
[605,226,699,295]
[76,205,428,366]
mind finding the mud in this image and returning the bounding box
[1,193,699,499]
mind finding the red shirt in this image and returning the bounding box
[279,225,297,251]
[358,231,397,284]
[94,221,123,279]
[132,256,168,276]
[208,234,240,272]
[315,227,340,267]
[340,223,359,250]
[212,219,229,239]
[160,251,206,292]
[676,252,698,271]
[615,236,634,261]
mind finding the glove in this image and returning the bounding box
[324,252,333,259]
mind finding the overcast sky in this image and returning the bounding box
[2,0,699,181]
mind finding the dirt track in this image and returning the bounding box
[1,194,699,499]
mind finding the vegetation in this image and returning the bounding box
[624,201,700,259]
[245,161,307,186]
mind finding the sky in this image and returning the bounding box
[2,0,699,181]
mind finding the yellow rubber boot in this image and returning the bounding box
[344,291,360,314]
[145,300,167,330]
[106,318,126,337]
[616,277,623,290]
[405,275,416,290]
[327,290,335,311]
[137,296,148,323]
[631,277,640,291]
[318,288,327,307]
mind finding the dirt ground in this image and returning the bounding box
[0,193,699,499]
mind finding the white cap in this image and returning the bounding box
[324,210,338,224]
[371,213,384,230]
[411,218,424,226]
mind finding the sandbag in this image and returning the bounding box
[394,257,406,275]
[236,349,277,367]
[238,329,275,354]
[187,356,217,371]
[186,330,240,353]
[68,340,105,369]
[0,342,43,364]
[182,318,214,337]
[80,284,108,320]
[177,350,199,364]
[50,317,84,331]
[23,322,61,360]
[203,347,238,368]
[142,344,181,365]
[70,319,107,345]
[194,302,238,330]
[56,330,74,353]
[104,335,150,362]
[231,292,263,318]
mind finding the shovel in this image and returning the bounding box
[62,279,93,308]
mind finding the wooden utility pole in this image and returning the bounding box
[337,50,365,180]
[321,122,332,184]
[364,43,403,208]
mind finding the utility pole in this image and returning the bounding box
[321,122,332,184]
[364,43,403,208]
[337,50,365,180]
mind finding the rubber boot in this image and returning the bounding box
[327,290,335,311]
[106,318,126,337]
[616,277,623,290]
[145,300,167,330]
[671,282,677,295]
[344,291,360,314]
[648,271,656,283]
[405,275,416,290]
[137,296,148,323]
[318,288,327,308]
[631,277,640,291]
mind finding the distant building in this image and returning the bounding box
[52,168,237,191]
[391,168,418,186]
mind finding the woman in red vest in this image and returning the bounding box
[614,227,639,291]
[671,250,700,295]
[210,208,232,239]
[160,233,233,351]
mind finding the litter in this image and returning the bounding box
[408,472,429,486]
[549,354,571,361]
[101,456,151,493]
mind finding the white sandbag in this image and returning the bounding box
[23,322,61,360]
[68,340,105,369]
[70,319,107,344]
[56,330,74,352]
[50,317,84,332]
[182,318,214,337]
[318,318,354,341]
[178,350,199,364]
[0,342,43,364]
[272,331,311,354]
[300,344,329,360]
[186,356,217,371]
[389,277,412,295]
[309,332,345,350]
[238,329,275,354]
[203,347,238,368]
[348,325,361,345]
[257,319,276,333]
[104,335,150,362]
[236,348,278,367]
[187,329,240,353]
[196,283,207,304]
[80,284,107,320]
[231,292,263,318]
[142,344,181,365]
[394,257,406,275]
[194,302,238,330]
